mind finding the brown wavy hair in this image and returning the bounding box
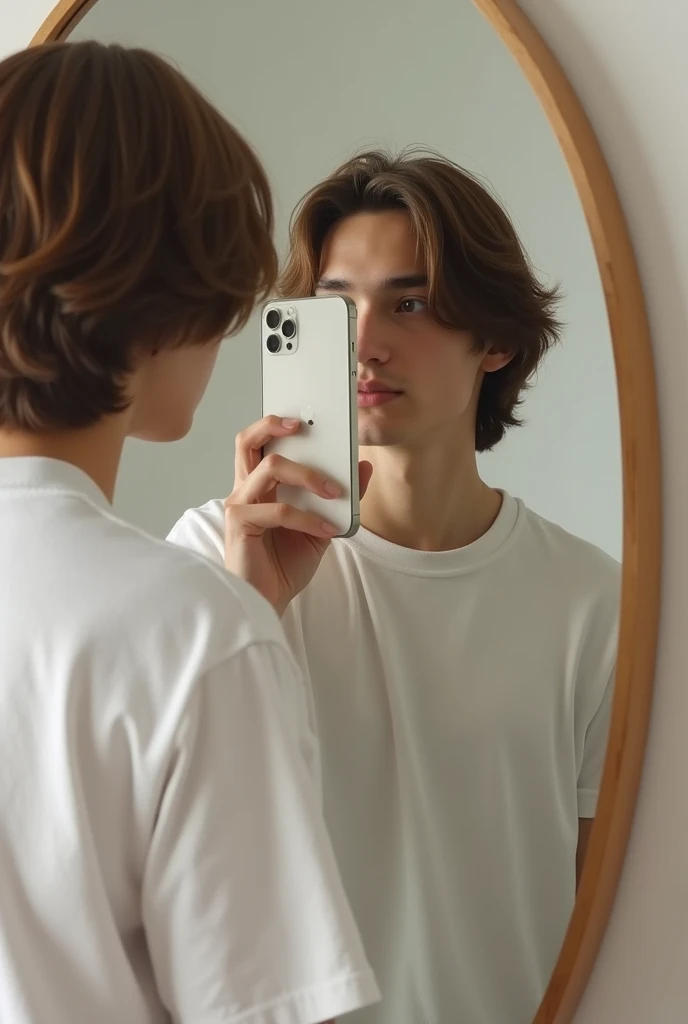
[279,149,563,451]
[0,41,277,431]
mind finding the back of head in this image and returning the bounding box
[0,41,277,431]
[280,148,562,451]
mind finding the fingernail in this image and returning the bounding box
[321,521,339,536]
[323,480,342,497]
[282,418,299,428]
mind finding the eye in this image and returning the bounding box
[397,298,428,314]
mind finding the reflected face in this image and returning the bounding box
[316,210,509,450]
[128,339,221,442]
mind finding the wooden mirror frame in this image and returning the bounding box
[29,1,662,1021]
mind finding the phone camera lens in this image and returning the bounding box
[266,308,281,330]
[266,334,281,353]
[281,318,296,339]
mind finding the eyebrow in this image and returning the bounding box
[316,274,428,292]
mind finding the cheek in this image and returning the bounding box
[189,344,220,398]
[173,345,220,415]
[132,345,219,442]
[413,337,483,411]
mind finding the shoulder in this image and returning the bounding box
[93,502,285,660]
[517,503,621,602]
[517,504,620,679]
[511,506,621,719]
[167,498,226,565]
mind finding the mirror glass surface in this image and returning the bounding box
[71,2,623,1022]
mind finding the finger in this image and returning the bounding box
[225,500,339,540]
[234,415,300,482]
[230,452,342,506]
[358,460,373,500]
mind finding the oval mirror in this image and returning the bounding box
[31,2,662,1022]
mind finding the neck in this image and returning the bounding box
[360,436,502,551]
[0,416,129,503]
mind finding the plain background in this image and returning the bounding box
[14,1,688,1021]
[70,0,623,560]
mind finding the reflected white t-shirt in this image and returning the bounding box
[0,457,379,1024]
[168,492,620,1024]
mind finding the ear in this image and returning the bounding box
[480,344,515,374]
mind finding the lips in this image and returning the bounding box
[357,380,403,408]
[357,380,401,394]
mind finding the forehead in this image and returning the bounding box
[318,210,425,283]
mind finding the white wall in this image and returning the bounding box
[68,0,622,560]
[515,2,688,1021]
[7,2,681,1021]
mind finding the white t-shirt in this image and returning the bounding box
[0,457,380,1024]
[168,492,620,1024]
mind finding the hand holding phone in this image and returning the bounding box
[224,415,372,616]
[224,295,371,615]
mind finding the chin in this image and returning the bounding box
[131,416,193,443]
[160,425,192,443]
[358,426,406,447]
[357,403,414,447]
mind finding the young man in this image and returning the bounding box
[0,42,380,1024]
[169,151,620,1024]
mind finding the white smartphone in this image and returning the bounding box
[260,294,359,538]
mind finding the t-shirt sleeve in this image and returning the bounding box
[142,639,379,1024]
[576,667,614,819]
[167,505,225,566]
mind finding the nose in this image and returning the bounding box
[356,307,390,366]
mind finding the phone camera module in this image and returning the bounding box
[281,318,296,339]
[265,308,281,330]
[266,334,281,354]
